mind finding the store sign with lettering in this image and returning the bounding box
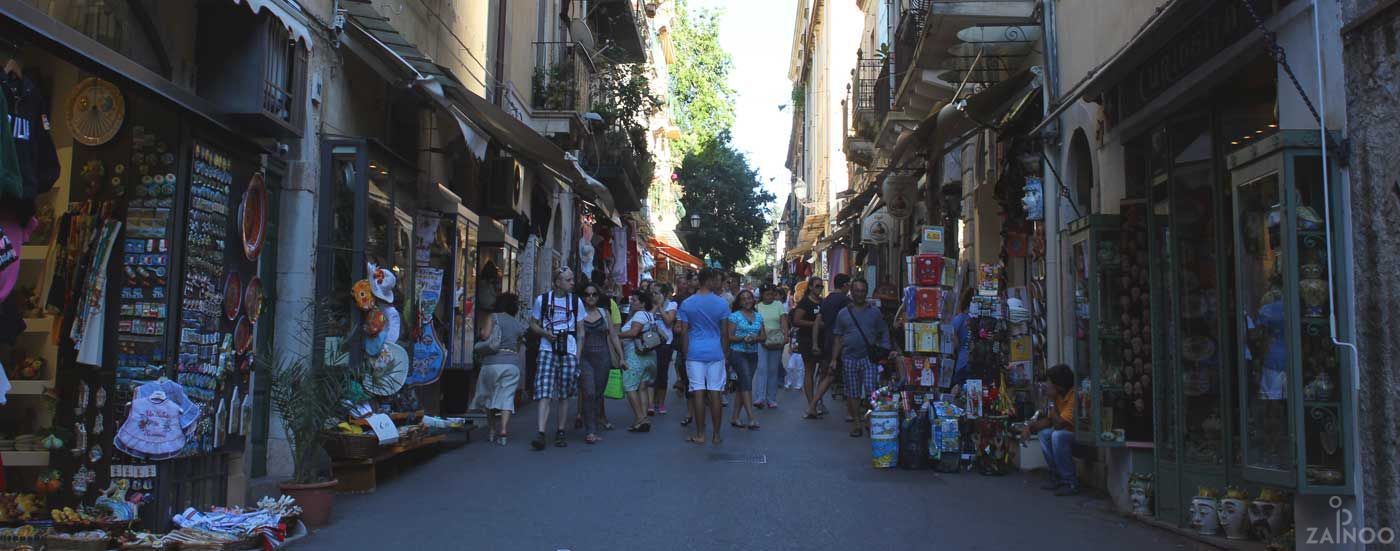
[1113,0,1275,119]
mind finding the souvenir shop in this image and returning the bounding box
[0,22,283,540]
[860,69,1050,475]
[1048,0,1355,542]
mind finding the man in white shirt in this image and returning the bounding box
[528,267,587,450]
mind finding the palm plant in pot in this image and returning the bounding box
[262,304,392,527]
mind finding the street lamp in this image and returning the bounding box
[687,212,701,230]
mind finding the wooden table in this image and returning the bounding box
[332,434,446,494]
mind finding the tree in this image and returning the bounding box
[669,0,736,156]
[678,132,775,268]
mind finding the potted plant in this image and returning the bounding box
[263,305,390,528]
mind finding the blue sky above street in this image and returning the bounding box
[693,0,799,215]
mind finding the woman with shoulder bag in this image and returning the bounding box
[618,289,660,432]
[577,284,624,444]
[724,290,764,429]
[471,293,528,446]
[753,284,790,410]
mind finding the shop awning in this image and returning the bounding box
[814,224,854,251]
[568,156,622,226]
[233,0,314,49]
[836,185,878,222]
[342,0,583,184]
[649,238,703,269]
[933,68,1040,150]
[784,242,813,262]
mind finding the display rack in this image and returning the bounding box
[1066,214,1126,447]
[1228,130,1354,494]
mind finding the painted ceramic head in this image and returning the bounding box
[1217,498,1249,540]
[1022,177,1044,220]
[364,307,387,336]
[1190,498,1220,535]
[352,280,375,311]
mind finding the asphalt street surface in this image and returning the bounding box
[300,389,1198,551]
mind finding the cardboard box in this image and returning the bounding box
[919,226,946,255]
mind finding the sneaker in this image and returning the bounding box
[656,404,669,415]
[1055,485,1080,497]
[766,401,778,409]
[530,432,546,451]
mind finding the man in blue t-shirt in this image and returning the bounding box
[677,267,731,445]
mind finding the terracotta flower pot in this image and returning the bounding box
[280,479,338,527]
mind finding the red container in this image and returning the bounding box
[912,254,944,286]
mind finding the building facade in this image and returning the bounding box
[0,0,686,530]
[782,0,1394,547]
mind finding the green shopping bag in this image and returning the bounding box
[604,368,625,399]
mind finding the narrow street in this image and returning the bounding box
[301,391,1195,551]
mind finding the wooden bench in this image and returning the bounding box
[332,434,446,494]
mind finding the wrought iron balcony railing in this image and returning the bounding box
[532,41,584,112]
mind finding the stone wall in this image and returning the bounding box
[1339,0,1400,535]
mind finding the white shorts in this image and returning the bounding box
[687,360,726,392]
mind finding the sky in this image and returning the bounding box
[692,0,800,214]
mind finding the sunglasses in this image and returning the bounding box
[584,291,600,297]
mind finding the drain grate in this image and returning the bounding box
[709,452,768,464]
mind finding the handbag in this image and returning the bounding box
[638,312,664,353]
[764,328,786,349]
[847,308,891,362]
[473,314,503,355]
[604,368,625,399]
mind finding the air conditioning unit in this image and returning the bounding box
[483,155,524,219]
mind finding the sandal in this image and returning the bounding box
[802,412,821,420]
[530,432,547,451]
[731,421,747,429]
[554,430,568,448]
[627,423,643,433]
[639,421,652,433]
[585,434,599,445]
[601,421,615,431]
[681,416,694,427]
[849,427,863,438]
[497,432,509,447]
[748,423,760,430]
[712,435,723,446]
[685,435,706,445]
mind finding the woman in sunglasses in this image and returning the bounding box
[577,283,624,444]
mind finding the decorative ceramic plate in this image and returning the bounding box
[243,277,263,324]
[67,78,125,146]
[233,315,253,355]
[241,173,268,261]
[224,271,242,321]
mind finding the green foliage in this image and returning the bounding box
[592,62,663,133]
[678,132,776,268]
[746,263,774,283]
[532,63,575,111]
[669,0,736,156]
[260,300,395,484]
[791,83,805,111]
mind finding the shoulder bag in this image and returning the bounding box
[638,312,664,353]
[846,308,891,362]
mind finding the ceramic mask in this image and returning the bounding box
[1022,177,1044,221]
[1129,481,1153,516]
[1217,498,1250,540]
[1190,497,1221,536]
[1248,501,1287,541]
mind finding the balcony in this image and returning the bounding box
[532,41,588,112]
[892,0,1039,126]
[581,125,649,212]
[573,0,648,63]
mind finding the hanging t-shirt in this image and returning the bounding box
[0,92,21,199]
[2,74,59,200]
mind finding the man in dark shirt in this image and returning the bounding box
[805,273,850,419]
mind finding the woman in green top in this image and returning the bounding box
[753,284,789,409]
